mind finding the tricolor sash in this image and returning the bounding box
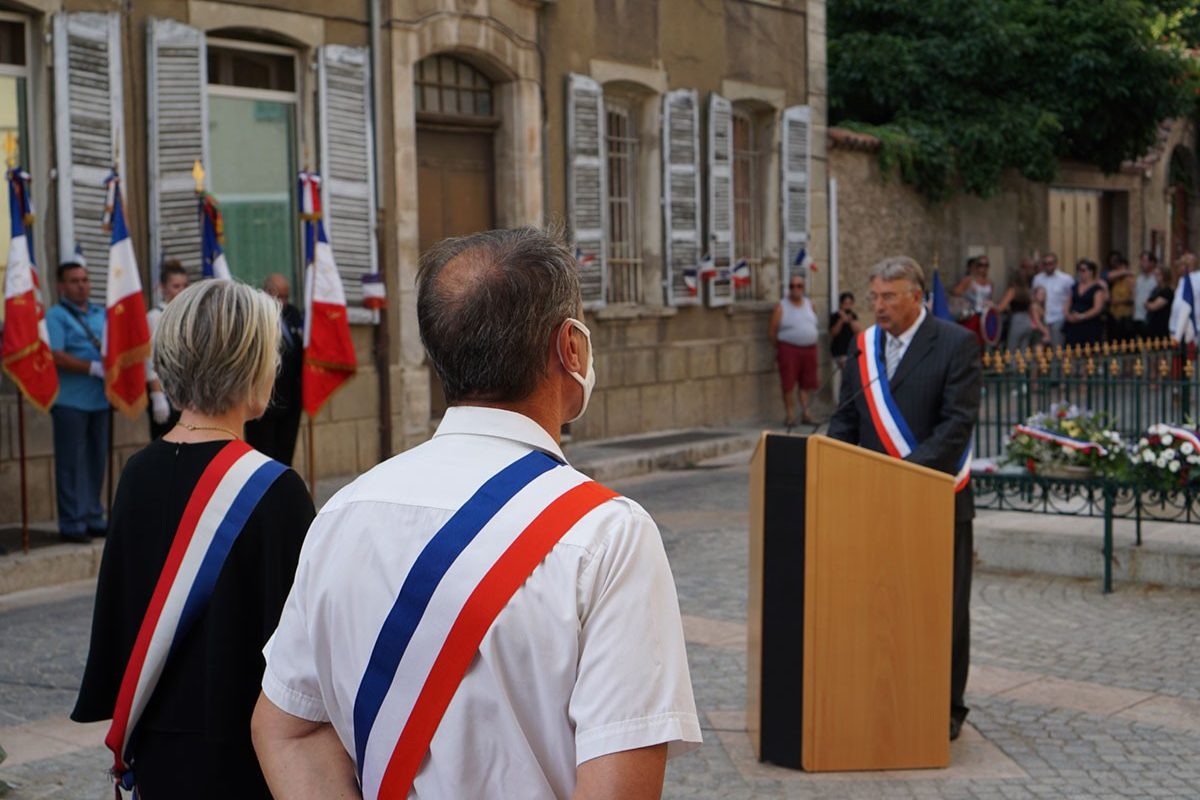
[857,325,972,492]
[105,441,286,791]
[352,450,618,800]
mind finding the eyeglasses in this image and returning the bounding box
[789,283,804,289]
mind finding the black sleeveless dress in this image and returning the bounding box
[1064,283,1104,345]
[72,439,314,799]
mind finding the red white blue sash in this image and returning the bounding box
[857,325,972,492]
[105,441,286,790]
[352,450,618,800]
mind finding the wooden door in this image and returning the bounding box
[1049,188,1102,268]
[417,127,495,418]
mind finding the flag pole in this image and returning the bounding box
[16,393,29,553]
[306,193,317,499]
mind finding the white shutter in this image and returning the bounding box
[567,73,606,309]
[780,105,811,294]
[662,89,701,307]
[319,45,377,323]
[706,93,734,308]
[54,12,125,304]
[147,18,206,285]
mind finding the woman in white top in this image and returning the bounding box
[768,274,820,428]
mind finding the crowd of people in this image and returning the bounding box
[952,250,1182,352]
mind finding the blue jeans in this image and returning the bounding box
[51,406,109,534]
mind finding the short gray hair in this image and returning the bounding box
[868,255,926,292]
[154,280,280,415]
[417,226,581,404]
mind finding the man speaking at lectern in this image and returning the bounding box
[827,256,981,741]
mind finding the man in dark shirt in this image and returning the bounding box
[245,273,304,465]
[829,291,860,365]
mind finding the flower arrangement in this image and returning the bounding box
[1129,424,1200,492]
[1004,403,1125,478]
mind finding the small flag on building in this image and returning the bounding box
[930,269,952,321]
[574,246,596,269]
[73,241,86,267]
[683,265,699,296]
[698,253,717,281]
[794,248,817,273]
[101,170,150,417]
[1,165,57,411]
[300,172,356,417]
[361,273,386,310]
[199,193,231,280]
[732,258,752,288]
[298,170,322,221]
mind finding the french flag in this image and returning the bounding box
[301,192,357,416]
[698,253,717,280]
[199,193,231,280]
[1,166,58,411]
[361,273,386,310]
[732,258,752,288]
[102,171,150,417]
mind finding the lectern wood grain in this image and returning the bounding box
[802,435,953,771]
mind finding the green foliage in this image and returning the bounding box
[829,0,1197,201]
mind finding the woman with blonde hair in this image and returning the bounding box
[72,279,315,798]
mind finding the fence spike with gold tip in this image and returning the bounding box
[1109,358,1120,377]
[1159,357,1170,378]
[1086,357,1097,375]
[1133,357,1144,376]
[1186,360,1196,380]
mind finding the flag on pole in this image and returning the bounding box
[199,193,231,280]
[930,269,952,321]
[698,253,717,281]
[1182,272,1197,338]
[794,248,817,273]
[101,171,150,417]
[300,171,356,416]
[298,170,322,220]
[1,166,58,411]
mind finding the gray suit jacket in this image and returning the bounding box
[827,314,982,522]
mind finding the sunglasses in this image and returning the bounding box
[789,283,805,289]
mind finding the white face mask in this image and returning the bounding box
[558,317,595,423]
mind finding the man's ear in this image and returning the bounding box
[555,321,584,374]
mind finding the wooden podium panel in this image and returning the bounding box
[802,435,953,771]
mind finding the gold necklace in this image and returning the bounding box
[178,422,242,440]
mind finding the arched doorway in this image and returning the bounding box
[415,54,497,419]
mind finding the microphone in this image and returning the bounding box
[813,356,883,436]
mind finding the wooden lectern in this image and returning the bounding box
[747,433,954,772]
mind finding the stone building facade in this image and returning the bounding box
[0,0,829,528]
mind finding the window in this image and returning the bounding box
[605,99,642,305]
[733,111,763,300]
[415,55,493,118]
[0,13,29,324]
[206,39,298,291]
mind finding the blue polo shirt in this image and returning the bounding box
[45,301,109,411]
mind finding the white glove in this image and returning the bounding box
[150,391,170,424]
[88,361,104,380]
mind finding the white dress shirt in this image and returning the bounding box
[263,406,701,799]
[1033,270,1075,326]
[885,306,926,377]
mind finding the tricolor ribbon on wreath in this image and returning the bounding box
[1012,424,1109,457]
[1156,424,1200,453]
[857,325,972,492]
[104,441,286,795]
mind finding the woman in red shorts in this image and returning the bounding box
[769,275,820,428]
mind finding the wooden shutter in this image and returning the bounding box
[780,105,811,294]
[54,12,125,303]
[663,89,701,307]
[706,93,734,308]
[319,44,378,323]
[147,18,206,284]
[567,73,606,309]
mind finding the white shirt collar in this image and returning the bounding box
[433,406,566,462]
[890,306,927,346]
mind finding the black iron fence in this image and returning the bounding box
[975,337,1199,459]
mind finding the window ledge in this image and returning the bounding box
[590,304,679,321]
[728,299,778,314]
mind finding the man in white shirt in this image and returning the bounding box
[1133,251,1159,334]
[1032,252,1075,347]
[1170,253,1200,344]
[144,259,188,439]
[251,227,701,800]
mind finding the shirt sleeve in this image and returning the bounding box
[46,307,66,351]
[569,503,701,765]
[261,515,330,723]
[144,309,160,382]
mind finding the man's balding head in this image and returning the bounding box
[263,273,290,304]
[417,227,582,405]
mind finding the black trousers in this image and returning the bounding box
[245,405,302,466]
[951,519,973,724]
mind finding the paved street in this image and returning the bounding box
[2,455,1200,798]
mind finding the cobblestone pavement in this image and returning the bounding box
[2,458,1199,798]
